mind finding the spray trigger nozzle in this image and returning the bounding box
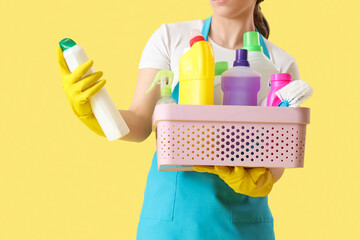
[146,70,174,96]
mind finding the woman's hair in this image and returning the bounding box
[254,0,270,39]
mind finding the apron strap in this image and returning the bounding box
[172,82,179,103]
[255,27,270,59]
[202,16,212,41]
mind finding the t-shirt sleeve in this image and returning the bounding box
[138,24,171,70]
[283,59,301,80]
[265,39,301,80]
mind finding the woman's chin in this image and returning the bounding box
[210,0,256,18]
[212,8,242,19]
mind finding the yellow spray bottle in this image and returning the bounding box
[178,30,215,105]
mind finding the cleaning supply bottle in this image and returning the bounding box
[221,49,260,106]
[214,61,228,105]
[266,73,292,106]
[146,70,177,105]
[178,30,215,105]
[59,38,129,141]
[242,31,279,106]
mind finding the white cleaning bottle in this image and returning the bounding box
[242,31,279,106]
[59,38,129,141]
[214,61,228,105]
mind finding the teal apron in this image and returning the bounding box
[137,17,275,240]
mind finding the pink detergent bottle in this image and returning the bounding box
[266,73,292,106]
[221,49,260,106]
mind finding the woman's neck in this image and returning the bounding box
[208,14,255,50]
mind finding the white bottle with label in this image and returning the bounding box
[214,61,228,105]
[243,32,279,106]
[60,38,129,141]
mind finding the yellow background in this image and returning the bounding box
[0,0,359,239]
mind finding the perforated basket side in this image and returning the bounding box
[156,120,306,169]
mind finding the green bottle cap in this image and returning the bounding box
[59,38,76,51]
[146,70,174,97]
[215,61,228,76]
[242,31,262,52]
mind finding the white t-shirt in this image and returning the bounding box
[139,19,300,105]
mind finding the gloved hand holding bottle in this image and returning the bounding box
[57,39,130,141]
[193,165,274,197]
[56,46,106,137]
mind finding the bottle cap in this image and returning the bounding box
[59,38,76,51]
[189,35,205,47]
[271,73,292,81]
[233,49,250,67]
[189,29,205,47]
[146,70,174,97]
[215,61,228,76]
[242,31,262,52]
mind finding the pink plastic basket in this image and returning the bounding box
[153,105,310,171]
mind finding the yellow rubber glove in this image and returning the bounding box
[56,46,106,137]
[193,165,274,197]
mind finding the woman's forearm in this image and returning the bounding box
[116,69,160,143]
[117,109,152,142]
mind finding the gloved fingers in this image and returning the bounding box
[193,165,217,174]
[74,71,103,92]
[69,60,94,85]
[233,166,246,175]
[246,167,268,183]
[56,46,70,77]
[221,166,246,187]
[234,172,257,194]
[247,170,274,197]
[214,166,232,176]
[80,79,106,100]
[216,167,274,198]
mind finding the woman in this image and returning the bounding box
[57,0,300,239]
